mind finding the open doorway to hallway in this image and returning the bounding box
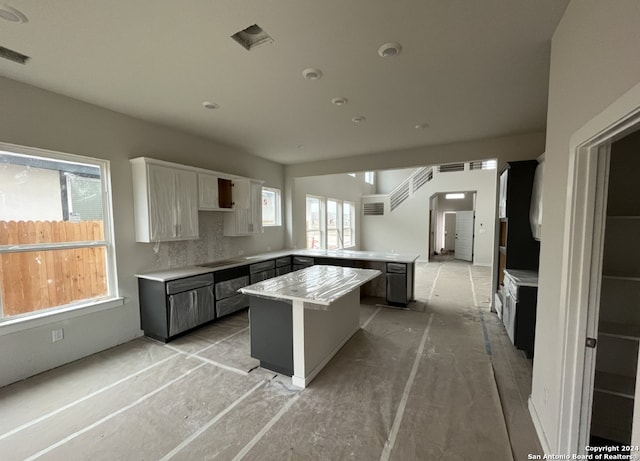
[429,191,476,262]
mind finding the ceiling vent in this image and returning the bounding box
[231,24,273,51]
[0,46,29,64]
[363,202,385,216]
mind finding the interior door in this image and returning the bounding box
[454,210,474,261]
[444,213,456,252]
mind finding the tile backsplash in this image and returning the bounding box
[147,212,228,270]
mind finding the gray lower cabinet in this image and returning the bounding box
[292,256,314,271]
[249,260,276,284]
[214,265,250,318]
[275,256,292,276]
[138,273,215,342]
[385,263,413,306]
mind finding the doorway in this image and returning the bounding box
[429,191,475,262]
[557,87,640,454]
[583,130,640,449]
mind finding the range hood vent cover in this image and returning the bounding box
[0,46,29,64]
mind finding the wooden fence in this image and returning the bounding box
[0,220,107,317]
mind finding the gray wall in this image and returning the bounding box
[0,76,285,387]
[530,0,640,452]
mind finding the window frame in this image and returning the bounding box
[342,201,356,249]
[261,186,282,227]
[305,195,356,250]
[364,171,375,185]
[326,198,342,250]
[305,195,324,249]
[0,142,120,327]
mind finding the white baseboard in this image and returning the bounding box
[529,397,551,454]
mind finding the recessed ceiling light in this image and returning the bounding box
[415,123,429,129]
[0,4,28,23]
[302,68,323,80]
[378,42,402,58]
[331,97,348,106]
[202,101,219,110]
[352,116,366,123]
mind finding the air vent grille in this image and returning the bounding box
[0,46,29,64]
[438,163,465,173]
[470,159,497,170]
[231,24,273,51]
[363,202,384,216]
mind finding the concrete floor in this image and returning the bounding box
[0,260,541,460]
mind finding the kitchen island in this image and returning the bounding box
[135,249,416,342]
[240,265,381,388]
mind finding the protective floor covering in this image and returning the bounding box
[0,260,539,460]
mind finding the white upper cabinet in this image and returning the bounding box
[224,178,263,236]
[198,173,219,210]
[131,158,199,242]
[198,173,234,211]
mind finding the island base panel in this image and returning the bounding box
[292,289,361,388]
[249,297,293,376]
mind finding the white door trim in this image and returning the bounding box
[556,81,640,454]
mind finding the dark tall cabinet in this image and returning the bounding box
[497,160,540,288]
[497,160,540,357]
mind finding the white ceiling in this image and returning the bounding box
[0,0,568,165]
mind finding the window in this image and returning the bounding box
[0,145,117,321]
[261,187,281,226]
[327,199,341,250]
[445,193,465,200]
[365,171,375,185]
[306,196,356,249]
[343,201,355,247]
[306,196,323,249]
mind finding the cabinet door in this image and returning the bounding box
[198,173,219,210]
[174,169,199,239]
[168,285,214,336]
[148,164,177,240]
[250,180,263,234]
[499,169,508,219]
[218,178,233,209]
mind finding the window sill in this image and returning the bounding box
[0,297,126,336]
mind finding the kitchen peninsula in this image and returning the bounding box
[135,249,419,342]
[240,265,381,388]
